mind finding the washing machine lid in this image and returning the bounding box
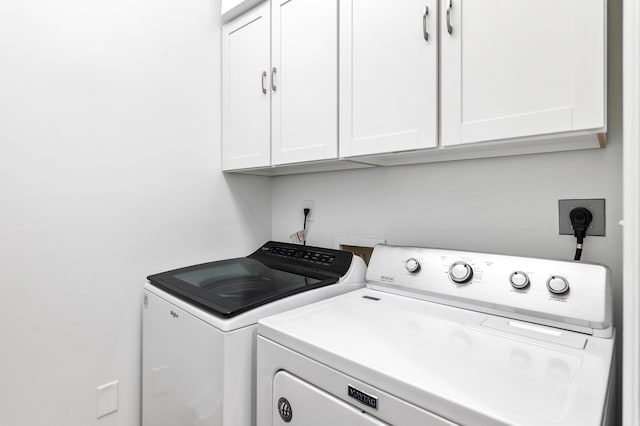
[147,241,353,318]
[258,288,615,426]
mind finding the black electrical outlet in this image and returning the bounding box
[558,199,605,236]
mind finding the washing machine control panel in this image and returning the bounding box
[250,241,357,277]
[368,245,612,336]
[266,245,336,265]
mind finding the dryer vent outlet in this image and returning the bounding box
[334,237,386,266]
[340,245,375,266]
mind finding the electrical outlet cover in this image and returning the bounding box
[97,381,119,419]
[558,199,606,236]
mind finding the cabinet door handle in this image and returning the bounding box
[423,6,429,42]
[261,71,267,94]
[446,0,453,35]
[271,67,277,92]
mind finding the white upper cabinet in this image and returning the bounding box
[339,0,438,157]
[271,0,338,165]
[440,0,606,147]
[222,0,607,175]
[222,3,271,170]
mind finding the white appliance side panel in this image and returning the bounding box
[271,371,388,425]
[222,326,258,425]
[142,291,224,426]
[222,3,271,170]
[271,0,338,165]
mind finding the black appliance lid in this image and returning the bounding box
[146,241,354,318]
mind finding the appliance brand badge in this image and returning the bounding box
[143,294,148,308]
[277,397,292,423]
[348,385,378,409]
[170,310,179,318]
[380,275,394,283]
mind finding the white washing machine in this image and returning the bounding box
[142,241,366,426]
[257,245,615,426]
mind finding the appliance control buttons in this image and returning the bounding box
[449,261,473,284]
[405,258,420,273]
[509,271,530,289]
[547,275,570,295]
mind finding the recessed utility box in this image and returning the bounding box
[558,199,606,236]
[334,237,386,266]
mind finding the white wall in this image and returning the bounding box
[0,0,623,424]
[0,1,271,425]
[272,0,622,264]
[272,0,623,419]
[622,0,640,423]
[273,144,622,259]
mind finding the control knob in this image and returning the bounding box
[509,271,530,289]
[546,275,570,295]
[405,258,420,273]
[449,261,473,284]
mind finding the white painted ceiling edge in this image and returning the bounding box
[622,0,640,423]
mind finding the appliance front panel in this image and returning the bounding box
[272,371,387,425]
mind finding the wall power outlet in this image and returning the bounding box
[303,200,314,222]
[558,199,606,236]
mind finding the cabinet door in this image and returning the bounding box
[441,0,605,146]
[222,3,271,170]
[340,0,438,157]
[271,0,338,165]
